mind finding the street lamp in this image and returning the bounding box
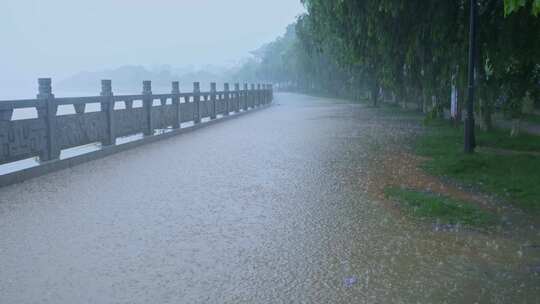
[464,0,478,153]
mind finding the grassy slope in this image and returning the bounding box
[522,113,540,125]
[415,120,540,213]
[384,187,497,227]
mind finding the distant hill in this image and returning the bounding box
[57,65,233,95]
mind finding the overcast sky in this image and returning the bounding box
[0,0,305,91]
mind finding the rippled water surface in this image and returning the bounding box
[0,93,539,303]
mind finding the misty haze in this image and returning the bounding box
[0,0,303,98]
[1,1,540,303]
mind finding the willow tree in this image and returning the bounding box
[505,0,540,15]
[236,0,540,136]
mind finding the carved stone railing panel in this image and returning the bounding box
[0,78,273,171]
[55,112,108,149]
[152,104,177,129]
[0,118,48,164]
[200,99,211,119]
[215,93,224,115]
[114,107,146,138]
[180,102,194,123]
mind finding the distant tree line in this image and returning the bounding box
[234,0,540,135]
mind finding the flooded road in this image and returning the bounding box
[1,93,539,303]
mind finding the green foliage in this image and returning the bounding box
[233,0,540,219]
[505,0,540,16]
[478,127,540,151]
[384,187,497,227]
[416,121,540,213]
[522,113,540,124]
[236,0,540,130]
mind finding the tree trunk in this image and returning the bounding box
[371,83,379,107]
[478,97,493,131]
[476,53,493,131]
[456,84,464,123]
[510,118,521,137]
[418,91,423,112]
[422,90,430,114]
[402,87,409,109]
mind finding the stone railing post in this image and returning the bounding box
[74,101,85,114]
[224,83,230,116]
[0,109,12,121]
[247,84,254,108]
[171,81,181,129]
[0,97,13,156]
[0,102,13,122]
[250,84,256,108]
[100,80,115,146]
[257,83,263,106]
[142,80,153,136]
[260,83,266,105]
[210,82,217,119]
[266,84,271,104]
[234,83,240,112]
[193,82,201,124]
[264,84,267,104]
[270,84,274,101]
[243,83,249,111]
[36,78,59,162]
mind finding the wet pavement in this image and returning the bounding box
[1,93,539,303]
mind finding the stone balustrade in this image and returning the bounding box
[0,79,273,169]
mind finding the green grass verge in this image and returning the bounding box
[416,120,540,213]
[384,187,497,227]
[522,113,540,125]
[478,126,540,151]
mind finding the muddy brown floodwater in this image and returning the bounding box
[0,93,539,303]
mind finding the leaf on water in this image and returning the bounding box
[343,276,358,288]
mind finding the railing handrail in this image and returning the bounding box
[0,78,274,175]
[0,88,271,107]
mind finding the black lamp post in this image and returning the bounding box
[464,0,478,153]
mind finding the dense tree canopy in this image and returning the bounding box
[235,0,540,134]
[505,0,540,15]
